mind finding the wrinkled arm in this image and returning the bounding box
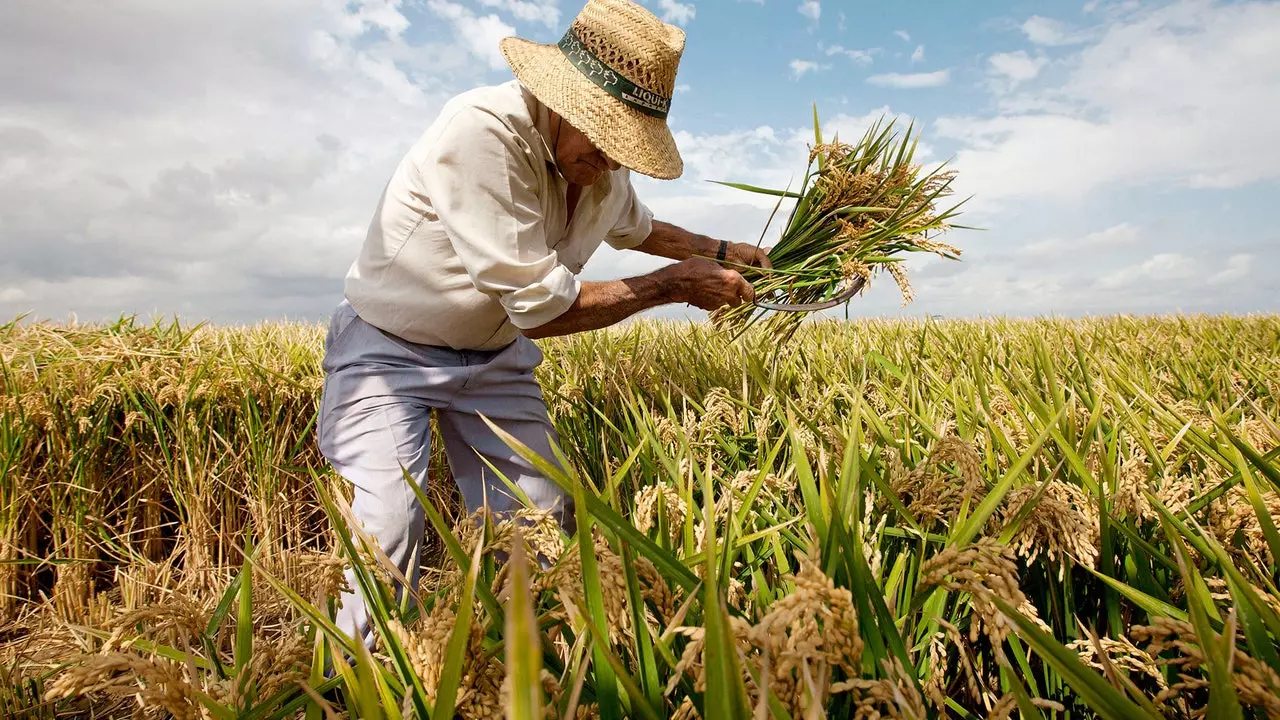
[633,220,774,270]
[520,271,681,339]
[631,219,720,261]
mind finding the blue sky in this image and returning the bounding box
[1,0,1277,325]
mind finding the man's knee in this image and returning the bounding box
[349,490,424,557]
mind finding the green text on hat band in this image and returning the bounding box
[557,29,671,120]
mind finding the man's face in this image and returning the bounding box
[551,112,621,187]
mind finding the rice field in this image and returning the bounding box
[2,313,1279,719]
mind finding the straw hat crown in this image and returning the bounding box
[500,0,686,179]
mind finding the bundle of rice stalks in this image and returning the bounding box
[714,108,971,340]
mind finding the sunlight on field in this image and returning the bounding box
[1,315,1278,718]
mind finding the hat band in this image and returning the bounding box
[557,28,671,120]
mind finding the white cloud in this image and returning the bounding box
[475,0,560,27]
[987,50,1048,84]
[911,45,925,63]
[1022,15,1090,45]
[866,70,950,88]
[798,1,820,21]
[675,83,691,94]
[427,1,515,71]
[3,0,1273,326]
[1020,223,1140,257]
[936,1,1280,206]
[342,0,411,37]
[633,106,907,206]
[894,30,911,42]
[1097,252,1197,289]
[657,0,695,26]
[824,44,877,66]
[0,0,470,325]
[789,59,825,79]
[1208,254,1252,285]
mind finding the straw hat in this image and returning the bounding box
[500,0,686,180]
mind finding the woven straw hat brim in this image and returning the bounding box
[501,36,683,180]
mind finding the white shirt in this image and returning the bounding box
[343,80,655,350]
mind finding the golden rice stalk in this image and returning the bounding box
[712,111,969,340]
[919,538,1051,647]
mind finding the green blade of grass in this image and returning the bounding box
[574,471,622,720]
[989,596,1161,720]
[1158,514,1243,719]
[699,458,752,720]
[620,541,663,713]
[949,405,1067,549]
[481,416,700,592]
[412,470,505,622]
[433,531,484,720]
[707,180,803,199]
[1081,567,1189,622]
[235,538,255,709]
[1232,447,1280,572]
[504,527,544,720]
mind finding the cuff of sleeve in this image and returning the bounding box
[604,203,654,251]
[502,263,582,330]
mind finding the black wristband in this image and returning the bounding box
[715,240,728,262]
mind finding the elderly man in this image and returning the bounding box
[317,0,769,647]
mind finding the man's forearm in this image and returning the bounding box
[632,220,719,261]
[521,269,682,340]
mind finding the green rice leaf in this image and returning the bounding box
[1158,513,1242,718]
[1082,566,1188,622]
[503,527,544,720]
[434,532,484,720]
[707,180,803,199]
[989,596,1161,720]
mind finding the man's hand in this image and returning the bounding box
[720,241,773,271]
[662,257,755,311]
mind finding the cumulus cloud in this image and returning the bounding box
[894,30,911,42]
[1022,15,1090,46]
[789,59,825,79]
[1208,254,1252,285]
[1097,252,1197,289]
[823,43,877,66]
[1020,223,1140,257]
[0,0,468,324]
[866,70,950,88]
[798,1,820,21]
[427,1,515,71]
[3,0,1275,327]
[987,50,1047,85]
[936,0,1280,207]
[657,0,695,26]
[475,0,559,27]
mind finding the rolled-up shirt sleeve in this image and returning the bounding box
[418,108,580,330]
[604,171,655,251]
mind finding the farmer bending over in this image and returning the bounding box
[317,0,770,649]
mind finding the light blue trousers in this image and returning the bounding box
[316,300,572,648]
